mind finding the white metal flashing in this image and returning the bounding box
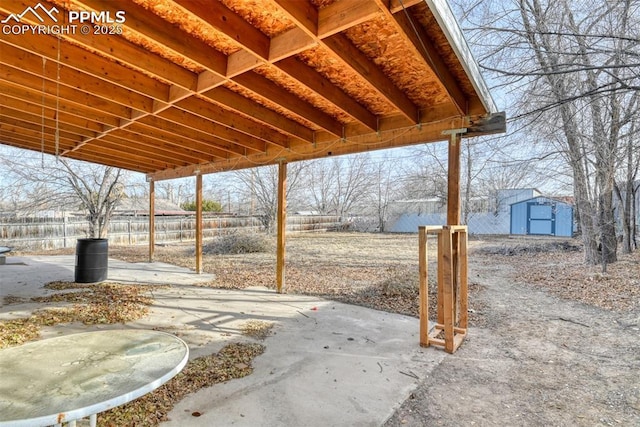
[424,0,498,114]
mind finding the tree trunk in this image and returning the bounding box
[574,176,599,264]
[615,181,633,254]
[633,183,639,250]
[89,214,101,239]
[598,191,617,272]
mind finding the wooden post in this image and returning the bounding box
[459,227,469,329]
[440,226,455,353]
[446,131,462,323]
[149,179,155,262]
[447,132,462,225]
[276,161,287,293]
[418,226,429,346]
[195,173,203,274]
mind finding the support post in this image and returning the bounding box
[149,179,155,262]
[444,130,464,324]
[447,131,462,225]
[195,173,203,274]
[418,226,429,346]
[276,161,287,293]
[459,226,469,329]
[440,226,455,353]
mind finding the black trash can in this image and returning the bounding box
[75,238,108,283]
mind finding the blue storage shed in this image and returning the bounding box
[510,197,574,237]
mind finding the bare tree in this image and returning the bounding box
[0,149,125,237]
[456,0,640,265]
[305,158,338,214]
[402,143,448,205]
[405,136,547,222]
[233,163,307,233]
[305,154,373,218]
[156,179,193,207]
[61,159,124,238]
[614,113,640,253]
[367,154,402,232]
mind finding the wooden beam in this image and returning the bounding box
[0,132,159,173]
[195,174,203,274]
[173,98,293,148]
[0,111,81,144]
[0,34,170,102]
[466,112,507,137]
[317,0,381,38]
[0,1,198,91]
[272,0,318,36]
[0,121,77,150]
[0,103,100,138]
[275,57,378,131]
[0,81,121,129]
[148,112,471,180]
[88,134,192,167]
[391,10,468,114]
[0,64,133,120]
[172,0,270,60]
[130,117,238,159]
[201,87,315,143]
[0,45,155,114]
[269,27,316,63]
[441,227,455,352]
[149,180,155,262]
[99,130,202,164]
[77,0,228,77]
[324,34,419,124]
[390,0,423,13]
[268,0,419,125]
[232,72,344,136]
[276,162,287,293]
[133,114,267,155]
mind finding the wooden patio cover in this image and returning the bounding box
[1,0,504,289]
[0,0,503,179]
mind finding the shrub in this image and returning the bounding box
[181,199,223,212]
[380,268,419,297]
[203,232,273,255]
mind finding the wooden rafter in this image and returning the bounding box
[0,0,502,180]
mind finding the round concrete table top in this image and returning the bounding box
[0,329,189,426]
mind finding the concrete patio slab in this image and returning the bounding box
[0,256,446,426]
[0,255,215,300]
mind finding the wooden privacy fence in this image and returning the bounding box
[419,225,468,353]
[0,215,341,250]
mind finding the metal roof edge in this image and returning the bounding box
[424,0,498,114]
[508,196,574,206]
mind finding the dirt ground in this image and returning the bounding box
[15,232,640,426]
[384,247,640,427]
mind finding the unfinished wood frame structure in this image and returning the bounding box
[419,224,468,353]
[0,0,504,312]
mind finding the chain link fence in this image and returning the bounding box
[387,212,511,235]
